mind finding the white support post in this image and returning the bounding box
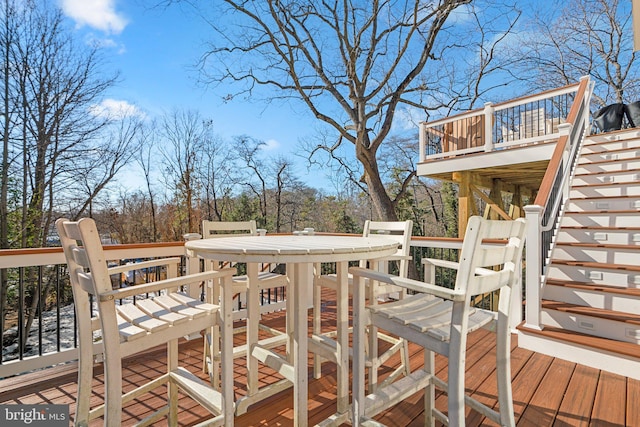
[483,102,494,152]
[183,233,202,300]
[558,123,573,201]
[419,122,426,162]
[523,205,543,330]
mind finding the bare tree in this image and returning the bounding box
[235,136,269,227]
[188,0,483,220]
[198,130,236,221]
[0,0,118,352]
[273,156,297,232]
[13,3,117,247]
[159,109,211,235]
[137,124,160,241]
[512,0,638,106]
[64,111,144,219]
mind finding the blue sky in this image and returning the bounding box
[58,0,330,190]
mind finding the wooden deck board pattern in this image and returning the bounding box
[0,290,638,426]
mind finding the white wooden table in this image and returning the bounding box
[185,234,399,427]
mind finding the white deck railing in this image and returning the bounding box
[419,82,582,162]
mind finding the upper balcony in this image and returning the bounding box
[417,82,583,197]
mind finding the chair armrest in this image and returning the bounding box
[99,268,236,302]
[107,257,181,275]
[421,258,459,270]
[349,267,466,301]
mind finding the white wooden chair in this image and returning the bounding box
[198,220,288,389]
[351,216,526,426]
[56,217,235,427]
[311,220,413,388]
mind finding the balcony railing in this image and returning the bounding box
[419,82,582,162]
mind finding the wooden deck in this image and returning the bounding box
[1,295,638,426]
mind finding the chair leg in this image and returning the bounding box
[167,339,179,426]
[496,318,516,427]
[102,309,124,426]
[447,306,468,426]
[367,324,378,394]
[424,349,436,427]
[74,349,93,426]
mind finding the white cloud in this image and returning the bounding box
[60,0,128,34]
[261,139,280,151]
[90,99,146,120]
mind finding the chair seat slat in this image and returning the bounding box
[135,299,190,326]
[115,313,147,341]
[152,294,208,319]
[116,303,170,333]
[167,292,219,313]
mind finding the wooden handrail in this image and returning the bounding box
[533,77,589,208]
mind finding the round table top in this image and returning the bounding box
[184,234,399,263]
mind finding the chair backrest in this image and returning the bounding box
[57,217,113,301]
[202,220,257,238]
[455,216,527,298]
[362,220,413,277]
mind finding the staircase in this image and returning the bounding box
[518,129,640,380]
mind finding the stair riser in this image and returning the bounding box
[553,246,640,265]
[570,185,640,198]
[579,150,640,163]
[541,309,640,344]
[581,141,640,153]
[575,160,640,174]
[546,264,639,288]
[572,172,640,186]
[557,229,640,245]
[561,213,639,228]
[543,284,640,315]
[567,198,640,211]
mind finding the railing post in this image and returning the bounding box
[483,102,494,152]
[183,232,203,300]
[580,75,592,136]
[558,123,573,201]
[419,122,426,162]
[523,205,543,330]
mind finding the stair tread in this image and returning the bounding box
[572,181,640,189]
[541,300,640,324]
[568,194,639,200]
[550,258,640,272]
[545,278,640,297]
[555,241,640,250]
[578,156,640,166]
[561,225,640,231]
[580,146,640,156]
[574,167,640,177]
[564,209,639,214]
[517,323,640,359]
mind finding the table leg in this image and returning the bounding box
[246,262,260,396]
[291,262,308,427]
[352,273,367,427]
[335,261,349,415]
